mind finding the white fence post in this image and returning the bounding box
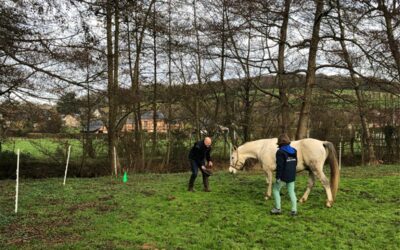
[63,146,71,186]
[114,146,117,177]
[15,149,20,214]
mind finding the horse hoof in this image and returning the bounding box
[299,198,307,203]
[325,200,333,208]
[264,196,270,201]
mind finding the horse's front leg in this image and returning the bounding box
[264,170,273,200]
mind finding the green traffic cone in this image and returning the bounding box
[123,171,128,183]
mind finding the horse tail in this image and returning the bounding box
[323,141,340,201]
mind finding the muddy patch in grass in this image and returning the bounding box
[45,198,64,205]
[167,195,176,201]
[141,190,156,197]
[97,205,113,213]
[2,217,81,247]
[68,201,98,213]
[359,191,375,199]
[141,242,159,249]
[67,200,118,215]
[98,195,114,201]
[96,201,118,213]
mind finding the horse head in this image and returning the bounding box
[229,146,246,174]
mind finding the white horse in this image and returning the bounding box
[228,138,340,207]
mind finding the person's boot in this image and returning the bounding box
[188,176,195,192]
[270,208,282,215]
[203,175,211,192]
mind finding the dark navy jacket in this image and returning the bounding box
[276,144,297,183]
[188,140,212,166]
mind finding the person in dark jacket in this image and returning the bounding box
[270,134,298,216]
[188,137,213,192]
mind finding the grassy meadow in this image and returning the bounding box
[2,138,107,161]
[1,137,232,161]
[0,165,399,249]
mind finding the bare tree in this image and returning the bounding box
[376,0,400,78]
[296,0,327,139]
[333,0,377,164]
[277,0,293,134]
[125,0,156,169]
[105,0,120,174]
[193,0,202,140]
[164,0,174,167]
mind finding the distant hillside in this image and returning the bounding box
[142,73,399,95]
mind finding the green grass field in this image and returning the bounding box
[1,137,232,162]
[0,165,399,249]
[2,138,108,161]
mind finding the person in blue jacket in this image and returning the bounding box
[270,134,298,216]
[188,137,213,192]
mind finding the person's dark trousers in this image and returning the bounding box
[188,160,199,191]
[188,160,210,192]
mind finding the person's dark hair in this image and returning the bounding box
[277,134,291,146]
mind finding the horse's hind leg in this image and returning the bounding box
[264,170,273,200]
[299,171,315,203]
[314,168,334,208]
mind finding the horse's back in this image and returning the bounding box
[255,137,327,171]
[292,138,327,168]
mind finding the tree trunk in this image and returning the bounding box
[150,2,158,168]
[113,0,120,171]
[220,0,235,143]
[277,0,292,134]
[133,27,144,170]
[193,0,202,140]
[79,50,92,176]
[106,0,117,174]
[296,0,324,140]
[336,0,376,165]
[225,13,256,143]
[165,0,172,167]
[378,0,400,78]
[128,0,156,169]
[243,80,252,142]
[195,99,200,140]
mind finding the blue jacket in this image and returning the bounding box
[276,144,297,182]
[188,140,212,166]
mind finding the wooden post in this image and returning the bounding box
[114,146,118,177]
[229,142,232,166]
[339,138,342,170]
